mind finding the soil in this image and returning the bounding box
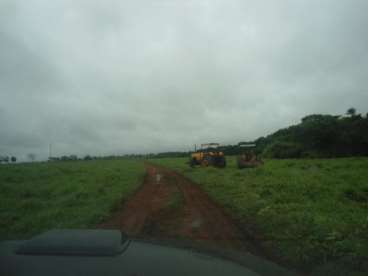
[98,163,303,275]
[99,163,251,251]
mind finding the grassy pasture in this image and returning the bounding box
[151,157,368,275]
[0,159,144,241]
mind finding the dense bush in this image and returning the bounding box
[263,142,303,158]
[132,109,368,160]
[256,110,368,158]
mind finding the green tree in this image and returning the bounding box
[346,107,356,117]
[258,110,368,158]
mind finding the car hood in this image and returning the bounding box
[0,230,295,276]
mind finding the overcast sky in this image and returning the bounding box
[1,0,368,160]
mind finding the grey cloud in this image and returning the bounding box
[1,0,368,161]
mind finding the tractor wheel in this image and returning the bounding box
[203,156,213,167]
[237,156,245,169]
[201,159,209,167]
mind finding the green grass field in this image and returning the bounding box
[1,157,367,274]
[151,157,368,275]
[0,159,145,241]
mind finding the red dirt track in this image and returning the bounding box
[99,164,246,250]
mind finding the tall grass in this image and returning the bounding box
[0,159,145,240]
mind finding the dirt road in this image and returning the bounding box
[99,164,247,250]
[98,164,300,275]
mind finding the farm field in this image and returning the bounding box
[1,157,367,274]
[151,157,368,275]
[0,159,145,241]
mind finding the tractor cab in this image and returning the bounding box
[190,143,226,168]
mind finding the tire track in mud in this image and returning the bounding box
[98,164,301,275]
[99,163,247,250]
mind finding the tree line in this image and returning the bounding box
[48,151,190,162]
[52,108,368,160]
[9,108,367,162]
[255,108,368,158]
[183,108,368,159]
[0,156,17,164]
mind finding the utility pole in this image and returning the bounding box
[49,143,52,160]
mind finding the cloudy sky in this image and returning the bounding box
[1,0,367,160]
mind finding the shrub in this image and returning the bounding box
[262,142,303,158]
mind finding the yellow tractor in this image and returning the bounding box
[190,143,226,168]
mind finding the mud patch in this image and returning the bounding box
[99,164,247,251]
[98,163,300,275]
